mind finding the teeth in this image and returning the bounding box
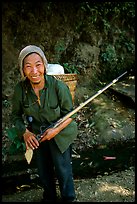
[32,76,39,78]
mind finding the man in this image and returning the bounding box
[12,45,78,202]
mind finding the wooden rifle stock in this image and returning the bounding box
[25,71,128,164]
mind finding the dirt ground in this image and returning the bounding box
[2,166,135,202]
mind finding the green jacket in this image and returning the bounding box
[12,75,78,153]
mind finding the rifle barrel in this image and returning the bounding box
[53,71,128,127]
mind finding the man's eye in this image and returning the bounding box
[36,64,41,67]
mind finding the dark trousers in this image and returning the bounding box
[35,139,76,201]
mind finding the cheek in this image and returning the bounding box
[40,67,45,74]
[23,68,30,76]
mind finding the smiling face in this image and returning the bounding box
[23,53,45,84]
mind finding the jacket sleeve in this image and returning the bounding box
[56,79,77,119]
[11,82,26,139]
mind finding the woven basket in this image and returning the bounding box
[53,74,78,102]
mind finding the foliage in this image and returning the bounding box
[6,127,25,155]
[99,39,135,81]
[80,2,135,24]
[79,2,135,81]
[2,99,11,108]
[54,40,66,62]
[101,45,117,63]
[63,63,80,74]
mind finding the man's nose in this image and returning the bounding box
[32,66,38,73]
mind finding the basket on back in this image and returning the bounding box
[53,74,78,102]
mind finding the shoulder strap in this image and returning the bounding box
[21,80,28,107]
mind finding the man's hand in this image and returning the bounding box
[23,129,39,150]
[40,128,59,142]
[40,118,73,143]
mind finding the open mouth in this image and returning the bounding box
[30,76,41,83]
[31,75,41,80]
[31,75,40,78]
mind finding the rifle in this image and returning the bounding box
[25,71,128,164]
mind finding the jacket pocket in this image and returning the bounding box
[47,105,61,122]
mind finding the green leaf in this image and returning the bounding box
[22,143,26,151]
[16,140,22,149]
[6,127,18,141]
[9,143,18,155]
